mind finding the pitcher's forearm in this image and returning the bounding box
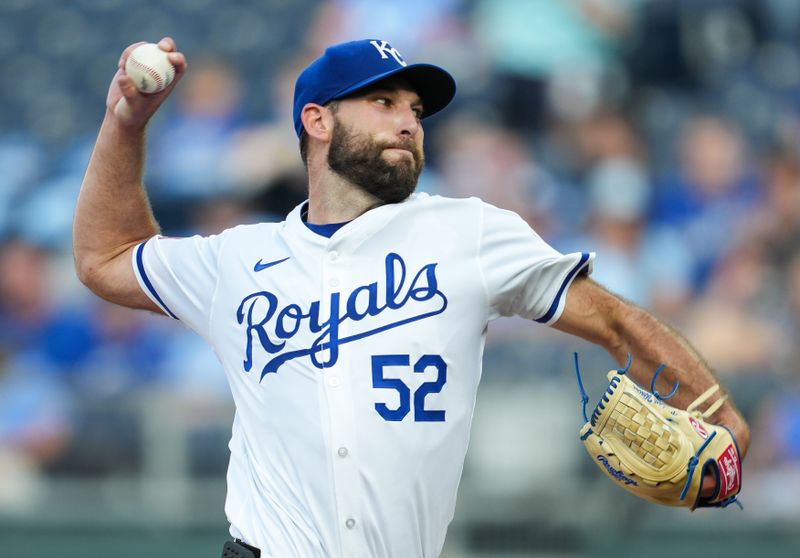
[74,37,186,280]
[556,278,750,456]
[73,38,186,312]
[74,114,159,278]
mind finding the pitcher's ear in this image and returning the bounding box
[301,103,333,141]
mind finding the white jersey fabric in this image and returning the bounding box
[132,193,593,558]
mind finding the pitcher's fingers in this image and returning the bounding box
[167,51,187,73]
[157,37,176,52]
[117,74,140,100]
[119,41,148,69]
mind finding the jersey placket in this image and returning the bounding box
[320,243,365,556]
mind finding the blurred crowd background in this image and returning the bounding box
[2,1,800,557]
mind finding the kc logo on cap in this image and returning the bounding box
[369,40,407,67]
[293,39,457,137]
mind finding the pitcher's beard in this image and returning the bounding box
[327,118,425,204]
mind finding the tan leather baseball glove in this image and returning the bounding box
[574,355,742,509]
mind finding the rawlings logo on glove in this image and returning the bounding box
[573,354,742,509]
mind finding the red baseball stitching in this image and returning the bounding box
[128,55,170,91]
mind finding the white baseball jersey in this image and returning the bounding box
[132,193,593,558]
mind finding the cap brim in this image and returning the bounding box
[332,63,456,119]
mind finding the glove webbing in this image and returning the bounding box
[606,393,679,470]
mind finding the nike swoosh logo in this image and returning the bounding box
[254,256,291,272]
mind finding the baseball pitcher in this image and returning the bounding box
[73,38,750,558]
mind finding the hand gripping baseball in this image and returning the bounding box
[108,38,187,127]
[573,354,743,509]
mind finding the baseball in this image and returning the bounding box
[125,43,175,94]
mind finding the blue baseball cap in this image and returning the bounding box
[293,39,456,137]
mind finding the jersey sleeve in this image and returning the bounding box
[478,202,594,325]
[132,233,225,339]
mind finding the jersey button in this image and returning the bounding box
[337,446,348,458]
[329,278,340,288]
[345,518,356,529]
[328,251,339,261]
[328,376,341,387]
